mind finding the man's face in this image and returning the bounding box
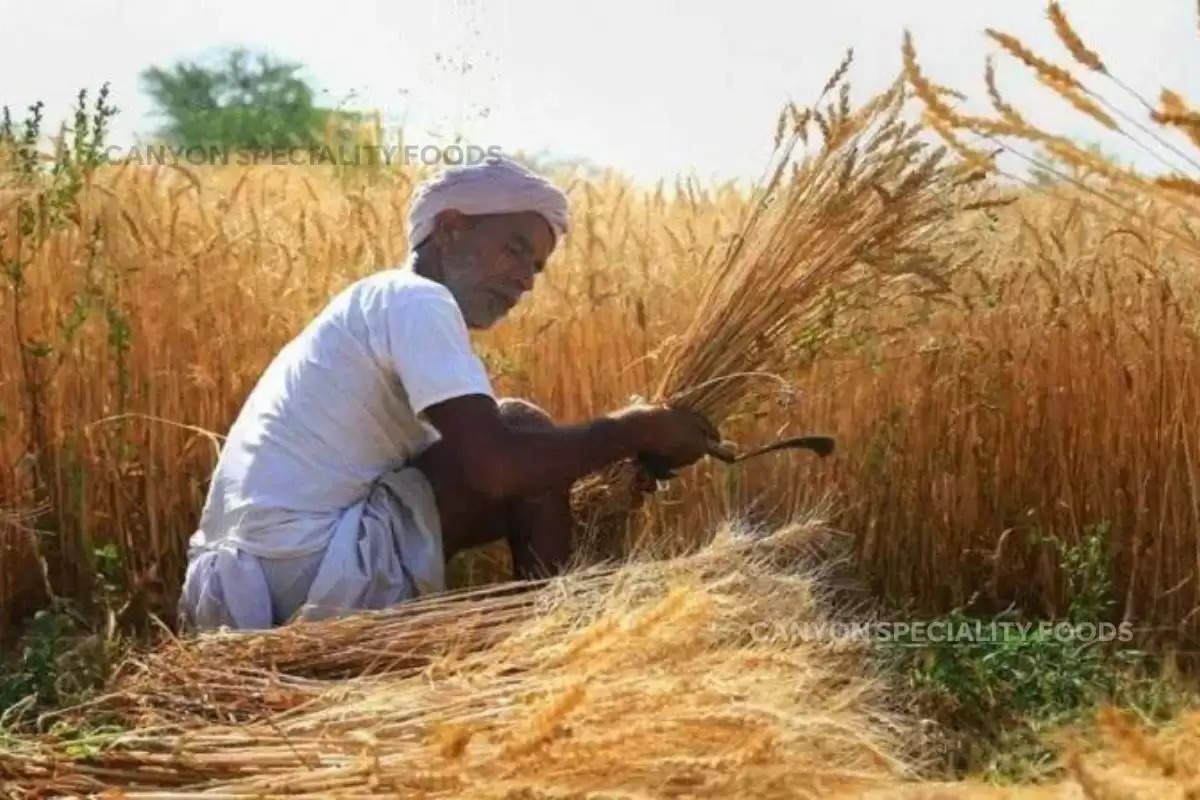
[432,210,555,329]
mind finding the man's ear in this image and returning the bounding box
[431,209,470,249]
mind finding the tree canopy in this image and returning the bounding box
[140,48,323,149]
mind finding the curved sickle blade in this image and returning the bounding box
[641,435,836,482]
[708,435,835,463]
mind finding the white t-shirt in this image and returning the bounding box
[189,266,494,559]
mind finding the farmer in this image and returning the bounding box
[179,157,718,631]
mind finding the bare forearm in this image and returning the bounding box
[414,414,637,507]
[488,417,635,497]
[420,394,713,504]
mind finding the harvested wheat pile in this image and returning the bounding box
[2,518,920,797]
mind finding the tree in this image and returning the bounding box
[140,48,322,149]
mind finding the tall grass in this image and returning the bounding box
[6,3,1200,649]
[895,0,1200,639]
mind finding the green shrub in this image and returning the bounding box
[882,523,1186,781]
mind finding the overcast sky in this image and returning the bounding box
[3,0,1198,184]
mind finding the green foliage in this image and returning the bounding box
[92,543,125,599]
[897,609,1122,721]
[883,524,1184,782]
[2,88,133,624]
[0,605,121,722]
[0,544,127,728]
[1051,521,1114,622]
[2,85,118,298]
[0,610,67,712]
[140,47,324,150]
[3,86,120,438]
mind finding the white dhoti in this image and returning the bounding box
[179,467,445,631]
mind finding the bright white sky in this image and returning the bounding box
[3,0,1198,185]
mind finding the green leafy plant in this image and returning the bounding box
[0,599,126,729]
[3,86,119,486]
[2,87,131,622]
[883,524,1170,781]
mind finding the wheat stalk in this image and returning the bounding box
[570,64,992,558]
[1047,2,1106,74]
[1,518,916,797]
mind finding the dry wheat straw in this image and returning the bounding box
[1047,2,1106,73]
[571,67,993,559]
[0,519,916,797]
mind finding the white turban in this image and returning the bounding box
[407,157,570,250]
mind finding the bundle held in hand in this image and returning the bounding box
[573,64,994,548]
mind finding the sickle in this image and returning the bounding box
[707,434,835,463]
[638,434,835,481]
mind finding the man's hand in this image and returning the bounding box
[608,404,720,469]
[417,396,718,566]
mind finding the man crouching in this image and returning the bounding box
[179,158,717,630]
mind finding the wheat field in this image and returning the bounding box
[5,2,1200,795]
[5,80,1200,640]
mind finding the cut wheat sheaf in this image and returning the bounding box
[1,518,923,797]
[572,63,994,558]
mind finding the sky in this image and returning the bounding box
[2,0,1198,185]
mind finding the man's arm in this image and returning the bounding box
[420,394,715,501]
[505,490,573,579]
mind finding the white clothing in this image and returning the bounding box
[180,466,445,628]
[407,157,570,248]
[190,266,492,560]
[259,550,324,624]
[180,264,493,629]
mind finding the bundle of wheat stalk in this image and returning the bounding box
[84,576,597,725]
[1,518,921,797]
[572,59,995,555]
